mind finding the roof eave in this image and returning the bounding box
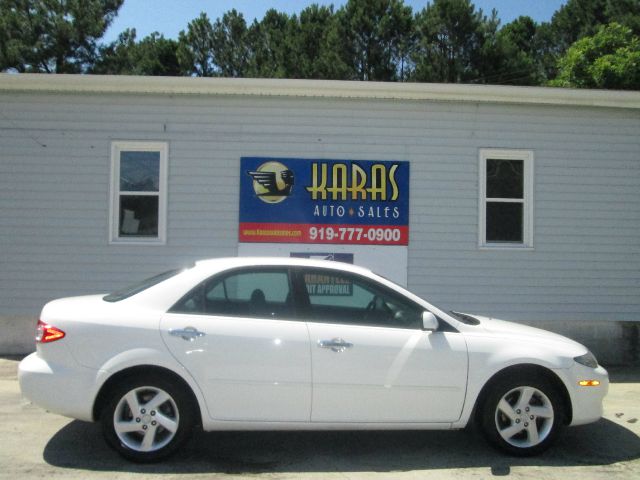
[1,73,639,109]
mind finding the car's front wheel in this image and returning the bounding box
[101,374,195,462]
[479,375,565,456]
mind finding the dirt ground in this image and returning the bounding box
[1,356,639,480]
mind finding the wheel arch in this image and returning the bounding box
[92,364,202,426]
[472,363,573,426]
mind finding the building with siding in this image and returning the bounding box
[0,73,639,363]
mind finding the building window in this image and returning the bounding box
[479,149,533,249]
[110,142,167,244]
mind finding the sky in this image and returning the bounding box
[102,0,567,43]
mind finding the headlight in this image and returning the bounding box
[574,351,598,368]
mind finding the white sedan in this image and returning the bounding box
[19,257,608,462]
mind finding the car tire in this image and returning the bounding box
[100,373,196,462]
[479,374,565,456]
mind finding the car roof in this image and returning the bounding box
[193,256,375,276]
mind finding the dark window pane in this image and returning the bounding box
[120,151,160,192]
[486,202,523,243]
[302,269,422,329]
[119,195,159,237]
[487,159,523,199]
[204,270,293,318]
[211,272,290,303]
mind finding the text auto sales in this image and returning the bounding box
[306,162,402,219]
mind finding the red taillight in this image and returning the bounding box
[36,319,65,343]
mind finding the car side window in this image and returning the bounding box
[300,269,422,329]
[170,269,295,319]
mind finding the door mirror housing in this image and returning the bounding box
[422,311,439,331]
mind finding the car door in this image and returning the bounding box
[298,268,468,423]
[160,267,311,422]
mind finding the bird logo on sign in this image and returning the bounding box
[247,161,295,204]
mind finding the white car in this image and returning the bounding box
[19,257,608,462]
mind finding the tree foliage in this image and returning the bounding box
[212,9,250,78]
[412,0,494,83]
[0,0,123,73]
[552,22,640,89]
[176,12,215,77]
[2,0,640,90]
[92,29,182,76]
[540,0,640,79]
[337,0,414,81]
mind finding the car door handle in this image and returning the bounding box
[169,327,205,342]
[317,338,353,353]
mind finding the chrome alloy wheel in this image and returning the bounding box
[113,386,180,453]
[494,386,554,448]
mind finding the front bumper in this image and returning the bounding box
[563,363,609,426]
[18,352,97,422]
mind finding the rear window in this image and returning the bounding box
[103,269,183,302]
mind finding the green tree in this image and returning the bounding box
[550,0,640,51]
[134,33,182,76]
[91,28,137,74]
[0,0,123,73]
[286,4,347,79]
[246,9,293,78]
[551,22,640,90]
[541,0,640,79]
[479,16,545,85]
[177,12,215,77]
[411,0,496,83]
[337,0,414,81]
[92,29,183,75]
[211,9,250,77]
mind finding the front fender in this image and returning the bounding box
[453,335,574,428]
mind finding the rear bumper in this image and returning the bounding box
[18,352,97,422]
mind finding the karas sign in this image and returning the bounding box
[239,157,409,245]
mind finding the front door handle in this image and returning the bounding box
[169,326,205,342]
[317,337,353,353]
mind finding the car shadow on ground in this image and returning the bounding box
[43,418,640,474]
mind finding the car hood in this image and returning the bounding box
[462,314,587,353]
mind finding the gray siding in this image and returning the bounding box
[0,91,638,323]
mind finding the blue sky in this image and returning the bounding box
[103,1,567,43]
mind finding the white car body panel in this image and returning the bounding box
[308,322,468,423]
[161,313,312,422]
[18,257,609,438]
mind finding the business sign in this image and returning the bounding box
[239,157,410,245]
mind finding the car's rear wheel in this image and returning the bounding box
[479,375,565,456]
[101,374,195,462]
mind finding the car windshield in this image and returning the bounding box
[103,269,183,302]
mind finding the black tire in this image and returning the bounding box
[100,373,196,462]
[479,374,565,456]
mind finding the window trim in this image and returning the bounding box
[478,149,534,250]
[109,141,168,245]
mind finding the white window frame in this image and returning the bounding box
[479,149,534,250]
[109,141,168,245]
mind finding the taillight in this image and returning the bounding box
[36,319,65,343]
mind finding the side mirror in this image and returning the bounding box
[422,311,439,331]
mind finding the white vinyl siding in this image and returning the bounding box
[479,149,534,249]
[109,141,168,244]
[0,89,638,328]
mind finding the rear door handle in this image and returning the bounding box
[169,326,205,342]
[317,337,353,353]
